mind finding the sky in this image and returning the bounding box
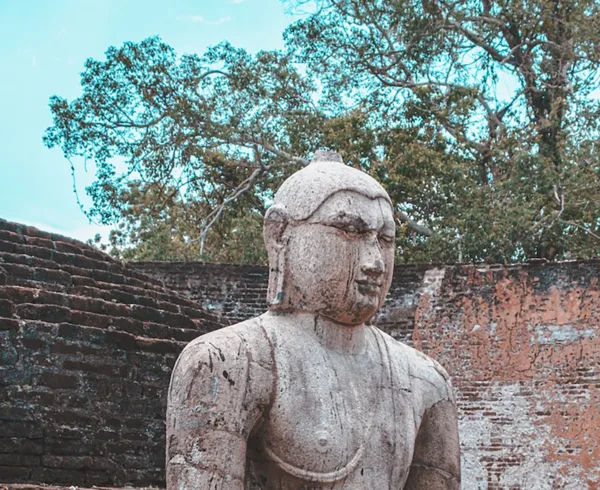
[0,0,297,242]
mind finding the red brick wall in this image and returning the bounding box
[139,260,600,489]
[413,262,600,489]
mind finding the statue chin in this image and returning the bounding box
[273,278,384,326]
[318,301,380,327]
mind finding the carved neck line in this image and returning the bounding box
[268,311,368,355]
[311,314,368,355]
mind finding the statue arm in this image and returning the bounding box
[166,326,273,489]
[402,354,461,490]
[404,392,461,489]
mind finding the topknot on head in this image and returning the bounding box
[267,150,392,222]
[311,150,345,165]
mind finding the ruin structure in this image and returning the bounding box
[0,218,222,487]
[1,214,600,489]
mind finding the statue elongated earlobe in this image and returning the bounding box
[270,242,287,307]
[264,205,290,309]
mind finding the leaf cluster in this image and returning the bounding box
[46,1,600,263]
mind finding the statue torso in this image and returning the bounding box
[245,314,419,489]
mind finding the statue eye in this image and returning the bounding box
[327,219,367,237]
[329,223,360,236]
[378,234,394,245]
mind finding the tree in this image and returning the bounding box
[44,37,318,263]
[45,0,600,263]
[285,0,600,261]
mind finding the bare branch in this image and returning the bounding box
[396,209,434,237]
[193,166,265,256]
[443,19,517,66]
[68,158,94,223]
[228,135,310,166]
[198,69,230,81]
[560,220,600,241]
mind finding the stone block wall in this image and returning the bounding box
[138,260,600,489]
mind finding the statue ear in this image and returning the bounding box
[264,204,288,246]
[264,204,290,308]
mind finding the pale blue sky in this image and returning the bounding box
[0,0,296,241]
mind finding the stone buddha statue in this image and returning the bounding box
[166,151,460,489]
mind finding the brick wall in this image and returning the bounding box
[413,262,600,489]
[0,219,222,487]
[134,262,271,324]
[133,261,431,341]
[1,216,598,489]
[138,260,600,489]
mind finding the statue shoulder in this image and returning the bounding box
[176,317,275,373]
[372,328,455,407]
[166,317,276,487]
[169,317,275,434]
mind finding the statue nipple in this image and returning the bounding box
[315,430,331,453]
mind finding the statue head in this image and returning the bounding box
[264,150,395,325]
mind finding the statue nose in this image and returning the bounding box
[360,237,385,276]
[361,259,385,276]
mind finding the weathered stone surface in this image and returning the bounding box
[0,486,158,490]
[166,151,460,489]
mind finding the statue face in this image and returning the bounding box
[283,190,395,325]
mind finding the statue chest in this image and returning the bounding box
[248,328,416,488]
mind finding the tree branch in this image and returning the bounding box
[228,135,310,166]
[560,220,600,242]
[192,166,265,256]
[396,209,434,237]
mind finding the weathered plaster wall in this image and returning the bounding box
[138,260,600,489]
[413,262,600,490]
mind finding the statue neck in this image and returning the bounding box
[267,311,368,355]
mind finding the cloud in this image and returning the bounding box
[213,16,231,25]
[180,15,231,25]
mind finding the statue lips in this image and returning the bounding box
[355,279,382,296]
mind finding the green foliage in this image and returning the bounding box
[286,0,600,262]
[47,1,600,263]
[45,37,314,263]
